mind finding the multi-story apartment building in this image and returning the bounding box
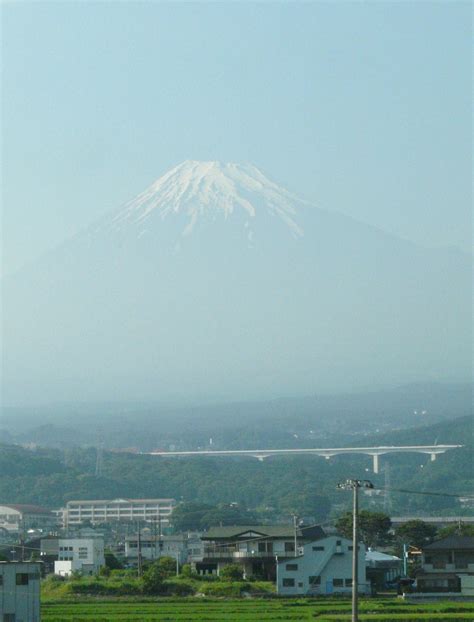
[63,498,176,527]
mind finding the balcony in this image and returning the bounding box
[203,546,280,560]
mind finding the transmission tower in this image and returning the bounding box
[95,430,104,477]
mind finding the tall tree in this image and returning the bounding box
[395,520,437,549]
[336,510,392,548]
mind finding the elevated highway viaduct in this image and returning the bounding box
[147,444,462,474]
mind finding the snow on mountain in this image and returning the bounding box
[104,160,304,239]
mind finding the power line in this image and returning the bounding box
[373,486,474,499]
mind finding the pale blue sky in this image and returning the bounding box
[2,1,472,275]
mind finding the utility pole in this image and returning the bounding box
[383,463,392,514]
[337,479,374,622]
[158,516,163,560]
[137,521,143,577]
[293,515,298,557]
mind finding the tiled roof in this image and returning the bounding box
[424,536,474,551]
[202,524,325,540]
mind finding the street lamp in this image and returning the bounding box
[337,479,374,622]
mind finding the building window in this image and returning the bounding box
[333,578,344,587]
[312,546,325,551]
[336,540,341,545]
[258,541,273,553]
[4,614,16,622]
[345,579,352,587]
[0,576,3,586]
[298,582,303,587]
[309,576,321,586]
[16,573,29,585]
[284,542,295,552]
[282,578,295,587]
[285,563,298,571]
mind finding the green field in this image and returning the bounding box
[41,598,474,621]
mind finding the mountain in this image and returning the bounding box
[2,161,471,404]
[100,160,304,241]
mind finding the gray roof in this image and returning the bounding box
[0,504,52,515]
[424,536,474,551]
[202,524,325,541]
[366,549,401,562]
[66,498,175,505]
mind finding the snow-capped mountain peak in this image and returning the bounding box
[108,160,304,238]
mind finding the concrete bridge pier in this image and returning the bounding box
[372,453,380,474]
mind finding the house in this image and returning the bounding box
[365,548,402,591]
[416,536,474,595]
[198,524,325,580]
[53,537,105,576]
[0,561,41,622]
[125,532,188,563]
[40,536,61,574]
[63,498,176,527]
[277,535,368,596]
[125,530,204,564]
[187,532,205,564]
[0,504,56,533]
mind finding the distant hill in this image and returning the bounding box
[1,382,471,451]
[0,415,471,518]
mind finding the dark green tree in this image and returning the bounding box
[279,490,331,520]
[336,511,392,547]
[171,502,214,531]
[438,523,474,539]
[199,504,256,529]
[104,550,123,570]
[395,520,437,549]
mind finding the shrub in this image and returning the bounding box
[200,581,252,597]
[219,563,244,581]
[162,580,195,596]
[142,562,165,594]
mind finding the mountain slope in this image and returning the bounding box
[2,161,471,404]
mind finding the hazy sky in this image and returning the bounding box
[2,1,471,276]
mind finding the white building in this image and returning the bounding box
[199,524,325,579]
[0,562,41,622]
[277,535,368,596]
[0,504,55,533]
[54,537,105,576]
[63,498,175,526]
[125,531,204,564]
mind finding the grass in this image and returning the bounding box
[41,598,474,621]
